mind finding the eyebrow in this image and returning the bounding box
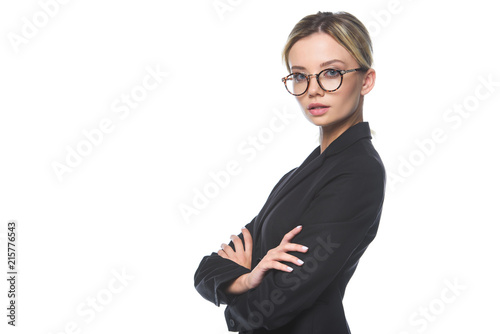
[291,59,346,71]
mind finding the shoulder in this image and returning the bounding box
[332,138,385,178]
[267,167,298,197]
[319,139,386,201]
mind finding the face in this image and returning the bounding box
[287,32,375,130]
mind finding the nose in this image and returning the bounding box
[307,75,324,97]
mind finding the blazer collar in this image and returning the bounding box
[255,122,373,229]
[319,121,372,159]
[299,121,372,168]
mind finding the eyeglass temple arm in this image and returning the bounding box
[283,68,363,80]
[340,68,363,74]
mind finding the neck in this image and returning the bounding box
[319,113,363,154]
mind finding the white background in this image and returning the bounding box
[1,0,499,333]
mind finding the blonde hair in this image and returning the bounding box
[282,11,373,73]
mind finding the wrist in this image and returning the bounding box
[242,273,251,291]
[238,273,251,293]
[225,273,251,295]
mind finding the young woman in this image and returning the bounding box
[194,11,386,334]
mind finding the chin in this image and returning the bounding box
[307,119,330,128]
[307,115,337,126]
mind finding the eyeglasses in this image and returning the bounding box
[281,68,363,96]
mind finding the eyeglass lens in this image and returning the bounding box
[286,69,342,95]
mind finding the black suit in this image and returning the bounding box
[194,122,386,333]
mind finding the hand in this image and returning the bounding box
[218,226,253,270]
[244,225,308,290]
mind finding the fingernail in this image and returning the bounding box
[241,227,246,230]
[296,225,302,229]
[287,266,294,272]
[302,246,308,251]
[297,259,304,265]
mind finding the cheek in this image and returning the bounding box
[296,96,308,110]
[336,83,360,105]
[335,94,358,113]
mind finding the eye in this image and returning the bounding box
[322,69,340,78]
[291,73,307,83]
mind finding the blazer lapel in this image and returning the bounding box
[257,146,325,224]
[256,122,372,227]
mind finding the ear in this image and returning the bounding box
[360,68,376,96]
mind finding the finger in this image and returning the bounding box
[280,225,303,245]
[282,242,309,253]
[264,247,304,266]
[268,260,294,273]
[257,258,293,273]
[274,253,304,266]
[263,248,303,266]
[241,227,253,254]
[230,234,244,254]
[221,243,235,257]
[217,249,228,259]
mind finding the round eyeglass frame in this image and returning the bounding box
[281,68,364,96]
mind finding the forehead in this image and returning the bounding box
[288,32,354,70]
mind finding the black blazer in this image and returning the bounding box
[194,122,386,333]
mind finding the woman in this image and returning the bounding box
[194,11,385,334]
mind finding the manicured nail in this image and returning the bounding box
[302,246,308,251]
[297,259,304,265]
[241,227,246,230]
[287,266,294,272]
[296,225,302,229]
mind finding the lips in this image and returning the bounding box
[307,103,329,116]
[308,103,329,110]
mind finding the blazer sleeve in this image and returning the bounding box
[223,155,386,332]
[193,168,298,307]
